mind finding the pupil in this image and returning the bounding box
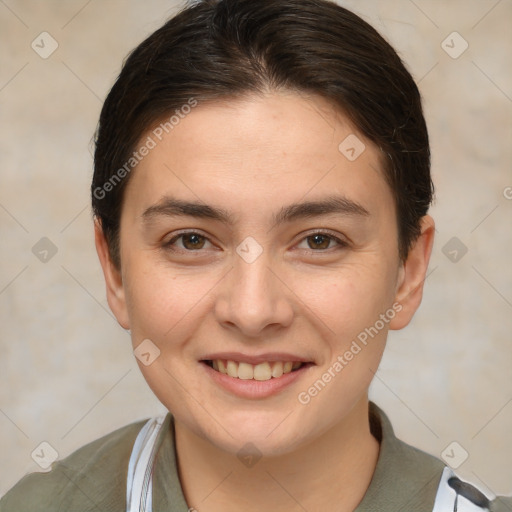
[184,234,204,250]
[309,234,329,250]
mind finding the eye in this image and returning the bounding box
[162,231,213,251]
[297,231,348,251]
[161,230,348,254]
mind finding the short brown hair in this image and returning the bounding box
[92,0,434,268]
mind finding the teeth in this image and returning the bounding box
[253,362,272,381]
[271,361,284,378]
[210,359,304,380]
[238,362,254,380]
[226,360,238,378]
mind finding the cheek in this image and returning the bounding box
[122,258,199,344]
[294,261,397,346]
[293,267,393,420]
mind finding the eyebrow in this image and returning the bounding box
[141,194,370,228]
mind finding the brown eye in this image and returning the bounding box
[181,233,206,250]
[306,234,332,250]
[163,232,212,251]
[296,231,348,252]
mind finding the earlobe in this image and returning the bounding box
[389,215,435,330]
[94,219,130,329]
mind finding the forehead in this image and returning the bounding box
[122,91,392,223]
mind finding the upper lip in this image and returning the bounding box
[201,352,313,365]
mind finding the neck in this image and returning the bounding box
[174,397,380,512]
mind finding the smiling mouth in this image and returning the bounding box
[202,359,310,381]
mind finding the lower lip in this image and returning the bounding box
[200,362,314,399]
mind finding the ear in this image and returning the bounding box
[94,218,130,330]
[389,215,435,330]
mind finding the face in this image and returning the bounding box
[96,91,434,457]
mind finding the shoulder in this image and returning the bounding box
[387,427,512,511]
[0,417,151,512]
[433,466,512,512]
[365,403,512,510]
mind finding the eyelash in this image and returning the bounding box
[161,230,348,254]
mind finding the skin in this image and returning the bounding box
[95,90,435,512]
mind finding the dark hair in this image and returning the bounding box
[92,0,434,268]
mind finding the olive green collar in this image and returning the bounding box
[151,401,444,511]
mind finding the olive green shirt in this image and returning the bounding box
[1,402,510,511]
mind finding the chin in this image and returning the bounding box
[206,414,313,458]
[215,431,305,459]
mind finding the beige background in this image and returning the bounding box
[1,0,511,500]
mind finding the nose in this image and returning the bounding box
[214,249,294,338]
